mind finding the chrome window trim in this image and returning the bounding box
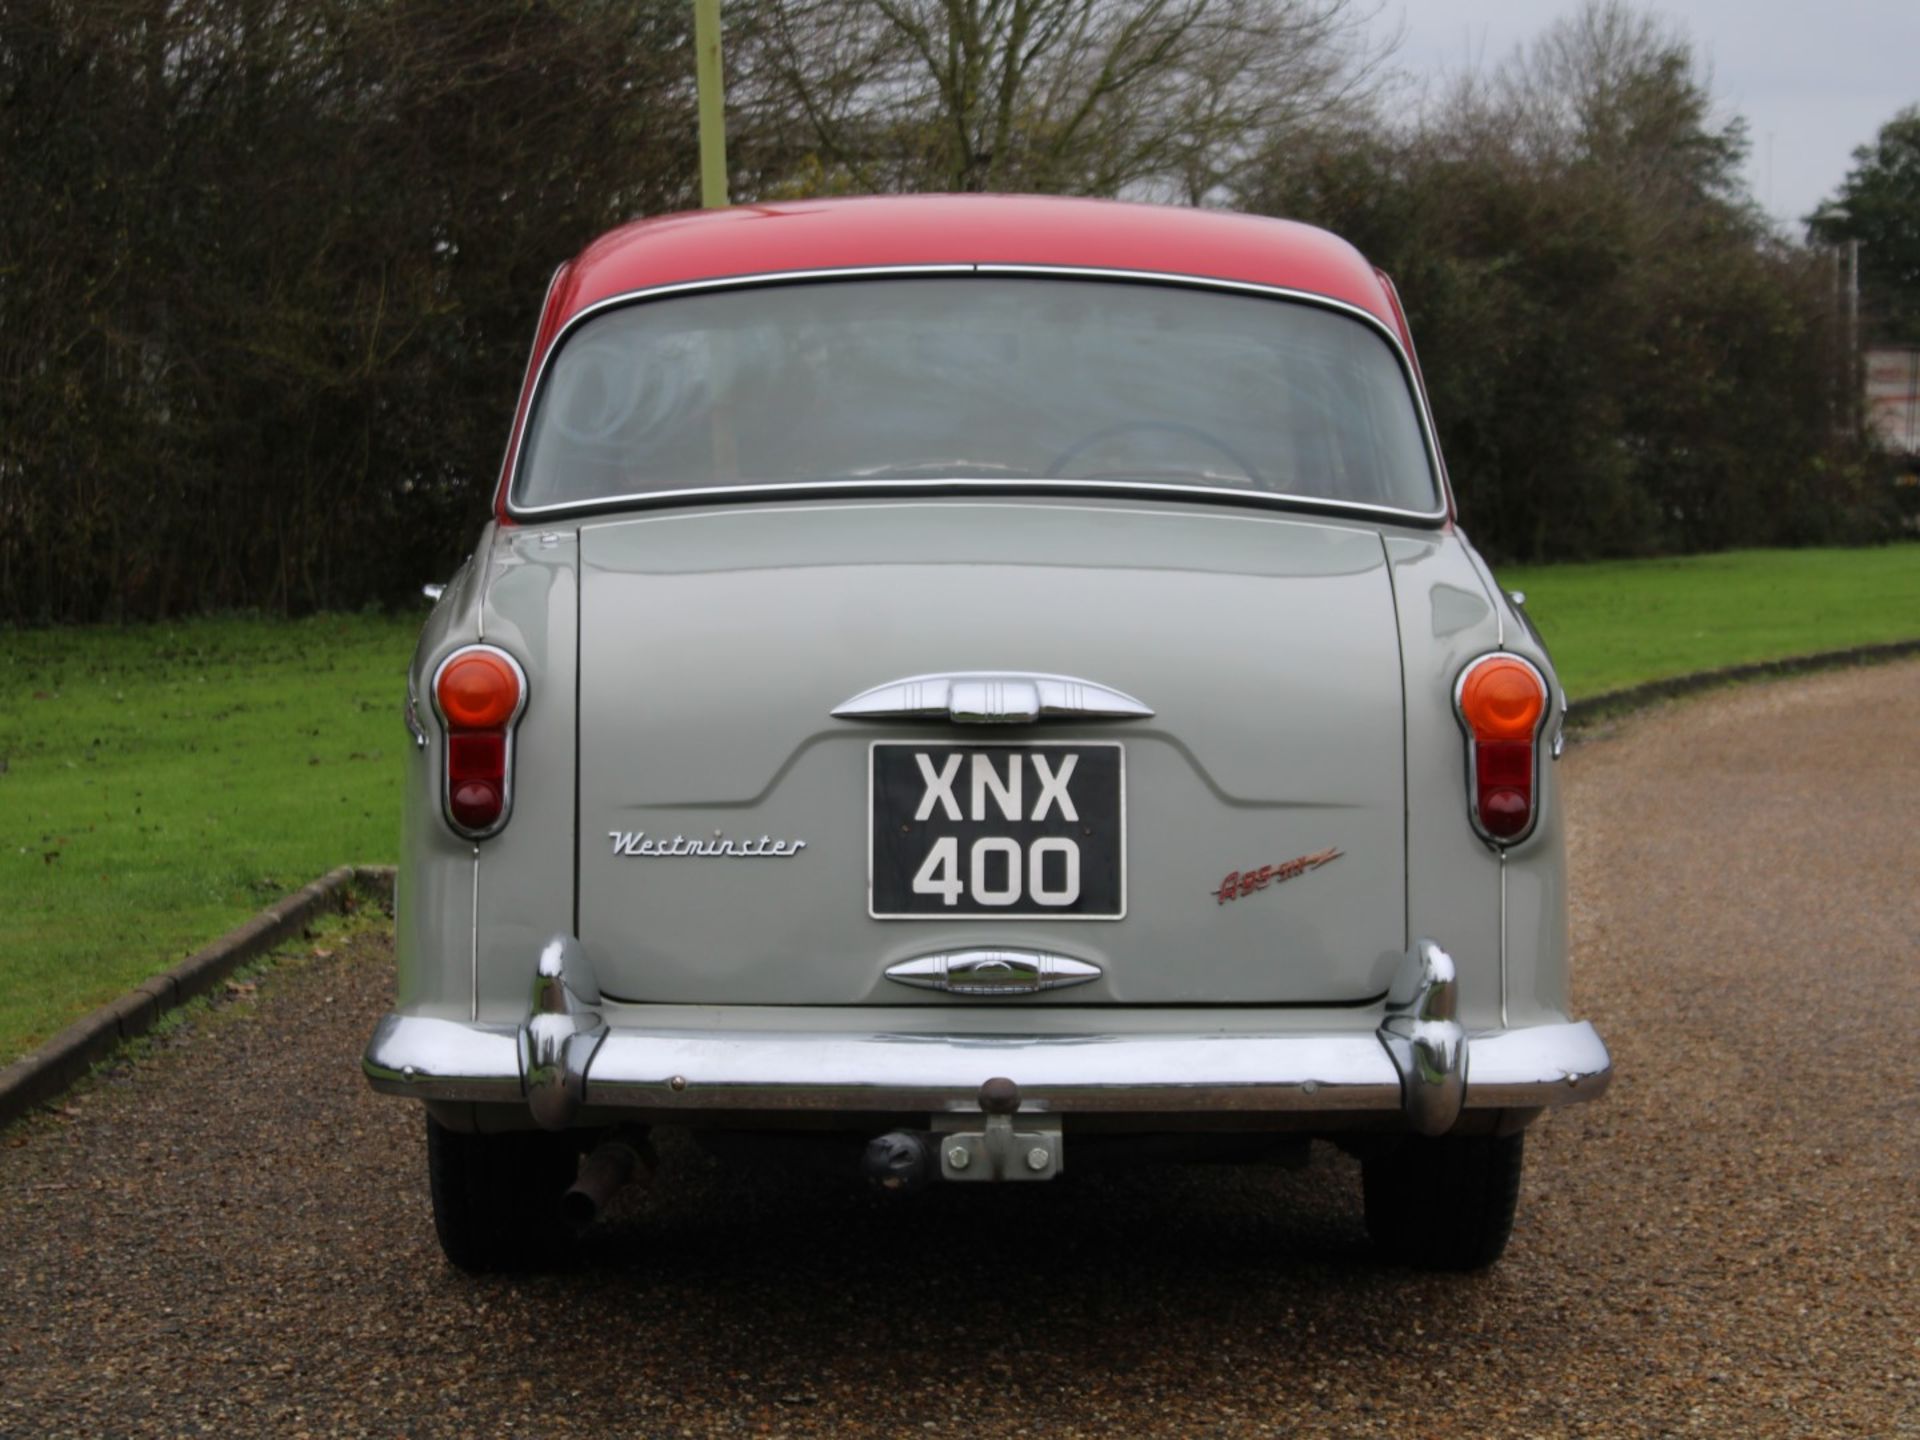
[503,263,1453,526]
[490,261,572,512]
[429,643,531,842]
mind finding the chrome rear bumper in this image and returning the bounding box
[363,938,1611,1133]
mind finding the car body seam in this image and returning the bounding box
[1377,529,1413,955]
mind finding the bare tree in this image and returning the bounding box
[734,0,1389,201]
[1238,0,1883,563]
[1492,1,1748,206]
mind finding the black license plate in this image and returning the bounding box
[869,742,1124,919]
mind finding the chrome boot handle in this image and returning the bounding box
[833,671,1151,725]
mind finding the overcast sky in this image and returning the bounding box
[1389,0,1920,233]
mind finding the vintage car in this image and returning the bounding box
[364,194,1611,1272]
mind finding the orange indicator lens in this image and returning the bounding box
[1458,656,1544,740]
[437,651,521,730]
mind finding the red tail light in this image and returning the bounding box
[1454,654,1548,844]
[432,646,527,838]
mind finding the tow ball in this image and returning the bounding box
[861,1077,1063,1191]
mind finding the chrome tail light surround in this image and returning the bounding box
[1452,652,1551,848]
[429,643,529,841]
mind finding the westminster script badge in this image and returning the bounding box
[609,831,809,858]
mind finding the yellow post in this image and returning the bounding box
[694,0,729,208]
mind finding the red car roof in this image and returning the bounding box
[548,194,1398,330]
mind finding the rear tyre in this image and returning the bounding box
[1361,1131,1524,1271]
[425,1115,581,1273]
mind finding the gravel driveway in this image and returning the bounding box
[2,663,1915,1438]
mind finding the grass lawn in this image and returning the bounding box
[1,615,417,1062]
[2,543,1917,1064]
[1496,545,1920,698]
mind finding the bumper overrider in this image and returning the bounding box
[363,938,1611,1136]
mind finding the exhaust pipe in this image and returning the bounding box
[561,1134,652,1227]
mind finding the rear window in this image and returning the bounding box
[513,276,1438,515]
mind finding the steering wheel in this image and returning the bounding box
[1044,420,1264,486]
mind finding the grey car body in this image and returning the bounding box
[365,195,1610,1272]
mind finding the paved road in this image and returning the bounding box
[3,663,1916,1438]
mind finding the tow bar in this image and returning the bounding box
[862,1076,1063,1191]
